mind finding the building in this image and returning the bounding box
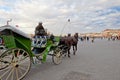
[102,29,120,38]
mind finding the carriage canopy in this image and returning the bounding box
[0,25,31,39]
[0,25,32,55]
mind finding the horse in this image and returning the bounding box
[59,33,78,57]
[59,35,71,57]
[72,33,79,55]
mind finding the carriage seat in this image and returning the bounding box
[32,35,47,48]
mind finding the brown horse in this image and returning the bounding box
[59,33,78,57]
[59,34,72,57]
[72,33,79,55]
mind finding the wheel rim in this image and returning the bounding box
[52,48,62,65]
[0,48,31,80]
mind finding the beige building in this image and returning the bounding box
[79,29,120,39]
[102,29,120,38]
[79,33,102,38]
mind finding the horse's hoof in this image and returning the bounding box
[64,54,66,57]
[73,51,76,55]
[68,55,71,58]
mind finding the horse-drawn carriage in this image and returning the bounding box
[0,24,63,80]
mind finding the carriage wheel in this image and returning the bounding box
[0,48,31,80]
[52,47,62,65]
[0,49,13,70]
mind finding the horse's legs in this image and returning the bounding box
[63,46,67,57]
[72,45,75,55]
[75,44,77,51]
[72,44,76,55]
[68,48,71,58]
[73,44,78,55]
[73,45,75,51]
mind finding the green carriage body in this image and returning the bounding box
[0,25,33,56]
[2,34,32,54]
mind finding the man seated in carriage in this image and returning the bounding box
[32,22,57,54]
[32,22,48,54]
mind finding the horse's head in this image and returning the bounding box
[74,33,78,38]
[75,33,78,36]
[68,33,71,37]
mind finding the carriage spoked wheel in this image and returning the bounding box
[0,49,13,70]
[52,47,62,65]
[0,48,31,80]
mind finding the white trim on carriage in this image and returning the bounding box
[0,25,31,39]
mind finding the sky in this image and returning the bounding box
[0,0,120,35]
